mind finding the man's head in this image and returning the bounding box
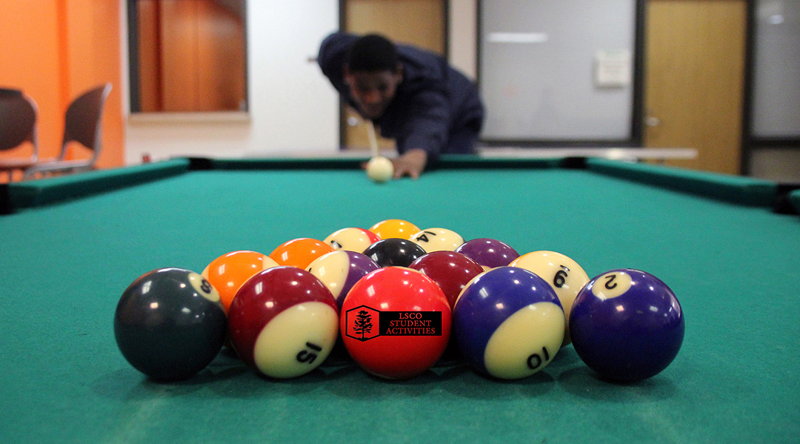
[344,34,403,119]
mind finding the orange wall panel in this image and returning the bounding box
[64,0,124,168]
[0,0,64,164]
[0,0,124,175]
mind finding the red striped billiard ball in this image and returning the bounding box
[324,227,380,252]
[228,266,338,379]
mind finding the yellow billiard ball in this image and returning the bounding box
[509,251,590,346]
[369,219,420,240]
[410,227,464,252]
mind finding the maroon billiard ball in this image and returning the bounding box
[227,266,338,378]
[409,251,485,308]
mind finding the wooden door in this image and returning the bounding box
[342,0,446,150]
[136,0,246,112]
[644,0,747,174]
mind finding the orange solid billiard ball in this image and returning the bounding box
[202,250,279,312]
[269,238,335,269]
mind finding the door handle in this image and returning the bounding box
[645,116,662,127]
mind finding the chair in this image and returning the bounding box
[0,88,39,181]
[23,83,112,180]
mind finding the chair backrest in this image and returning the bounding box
[0,88,38,152]
[60,83,112,160]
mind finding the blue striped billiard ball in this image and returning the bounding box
[453,267,565,379]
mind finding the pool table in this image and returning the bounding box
[1,156,798,443]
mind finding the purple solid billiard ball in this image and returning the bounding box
[569,269,685,382]
[455,238,520,269]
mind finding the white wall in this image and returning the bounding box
[123,1,480,165]
[124,1,341,164]
[450,0,478,79]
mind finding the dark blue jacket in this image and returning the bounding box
[318,32,484,157]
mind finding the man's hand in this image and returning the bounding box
[392,149,428,179]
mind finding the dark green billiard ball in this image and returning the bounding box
[114,268,227,381]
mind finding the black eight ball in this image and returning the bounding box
[362,238,427,267]
[114,267,227,381]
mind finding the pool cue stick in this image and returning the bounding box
[366,120,379,158]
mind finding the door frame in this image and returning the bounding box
[741,0,800,177]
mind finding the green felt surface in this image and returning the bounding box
[1,161,799,443]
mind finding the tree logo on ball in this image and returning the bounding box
[346,306,380,341]
[345,305,443,341]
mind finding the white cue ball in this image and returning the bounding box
[366,156,394,183]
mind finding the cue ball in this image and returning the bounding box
[114,268,227,381]
[454,267,564,380]
[227,266,338,379]
[569,269,685,382]
[366,156,394,183]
